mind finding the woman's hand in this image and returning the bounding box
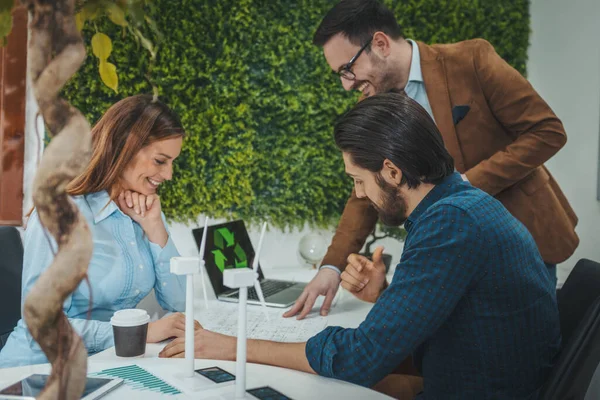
[117,190,168,247]
[147,313,201,343]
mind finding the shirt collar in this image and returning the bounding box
[406,39,424,83]
[404,172,464,232]
[85,191,120,224]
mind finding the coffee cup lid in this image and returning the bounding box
[110,309,150,327]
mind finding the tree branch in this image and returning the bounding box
[21,0,93,399]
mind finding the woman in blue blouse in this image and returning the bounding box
[0,94,197,367]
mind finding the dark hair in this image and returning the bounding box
[313,0,403,48]
[334,92,454,188]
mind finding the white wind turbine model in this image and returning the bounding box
[222,221,270,399]
[169,220,272,397]
[198,216,210,310]
[169,216,210,383]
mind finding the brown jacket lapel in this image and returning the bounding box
[417,41,466,172]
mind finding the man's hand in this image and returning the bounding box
[283,268,341,320]
[147,313,201,343]
[341,246,387,303]
[159,325,315,374]
[159,324,236,360]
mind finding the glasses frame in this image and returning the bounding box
[337,38,373,81]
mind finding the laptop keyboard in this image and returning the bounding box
[229,280,296,301]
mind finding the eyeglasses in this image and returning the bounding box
[337,38,373,81]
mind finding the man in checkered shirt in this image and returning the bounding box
[161,92,560,400]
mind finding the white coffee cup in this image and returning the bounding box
[110,309,150,357]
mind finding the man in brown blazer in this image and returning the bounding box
[284,0,578,321]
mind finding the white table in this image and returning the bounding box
[0,266,393,399]
[0,357,390,399]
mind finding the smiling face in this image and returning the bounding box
[323,32,405,97]
[343,152,408,226]
[120,136,183,195]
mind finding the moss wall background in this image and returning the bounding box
[63,0,530,228]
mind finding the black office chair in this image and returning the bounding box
[540,258,600,400]
[0,227,23,350]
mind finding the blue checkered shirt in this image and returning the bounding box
[306,173,561,399]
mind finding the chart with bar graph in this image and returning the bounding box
[92,364,182,396]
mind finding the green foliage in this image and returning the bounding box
[0,0,13,47]
[62,0,530,228]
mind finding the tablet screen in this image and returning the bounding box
[247,386,293,400]
[195,366,236,384]
[0,374,116,398]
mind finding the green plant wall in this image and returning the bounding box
[63,0,530,228]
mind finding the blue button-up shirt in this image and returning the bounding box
[405,39,434,121]
[0,191,186,368]
[306,173,561,399]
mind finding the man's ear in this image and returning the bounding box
[371,31,392,57]
[381,159,402,185]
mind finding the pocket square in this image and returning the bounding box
[452,105,470,125]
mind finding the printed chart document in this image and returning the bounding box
[90,364,191,399]
[197,301,327,342]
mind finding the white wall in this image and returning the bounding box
[19,25,44,237]
[145,218,403,322]
[169,218,333,268]
[22,68,44,222]
[527,0,600,285]
[168,217,405,271]
[528,1,600,397]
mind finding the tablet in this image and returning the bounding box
[195,366,235,384]
[247,386,293,400]
[0,374,123,400]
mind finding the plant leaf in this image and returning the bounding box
[75,11,86,32]
[134,28,156,59]
[0,9,12,46]
[107,3,128,27]
[91,32,112,60]
[99,60,118,93]
[82,1,101,20]
[144,15,164,43]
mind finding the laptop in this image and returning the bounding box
[192,220,307,308]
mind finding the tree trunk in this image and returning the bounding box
[21,0,93,399]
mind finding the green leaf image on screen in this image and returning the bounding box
[212,227,248,272]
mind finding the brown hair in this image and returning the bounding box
[67,94,185,198]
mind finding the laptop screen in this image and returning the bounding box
[192,220,265,295]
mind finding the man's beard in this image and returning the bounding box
[375,70,402,94]
[372,177,408,227]
[370,59,404,95]
[356,60,402,98]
